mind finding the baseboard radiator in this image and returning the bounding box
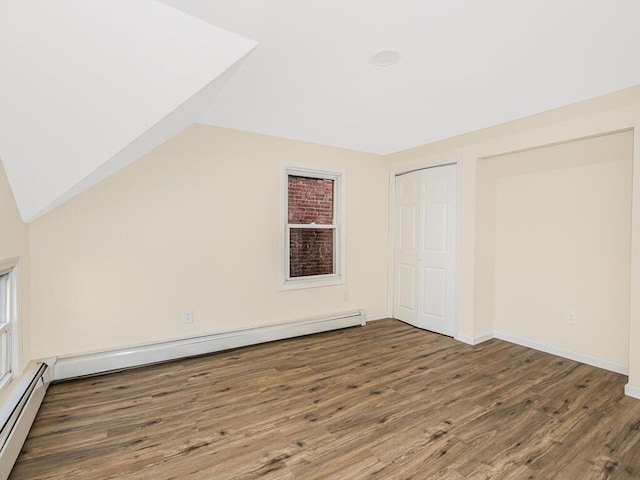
[55,310,367,381]
[0,362,51,480]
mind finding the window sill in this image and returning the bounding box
[280,275,345,291]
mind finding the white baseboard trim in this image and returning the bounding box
[365,312,389,322]
[625,384,640,400]
[54,310,366,381]
[456,332,494,346]
[494,331,629,375]
[455,334,474,345]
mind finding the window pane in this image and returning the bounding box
[0,332,7,377]
[288,175,334,225]
[290,228,334,277]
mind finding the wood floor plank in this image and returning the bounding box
[9,319,640,479]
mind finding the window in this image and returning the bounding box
[281,164,345,289]
[0,262,17,388]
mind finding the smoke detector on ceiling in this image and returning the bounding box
[371,49,401,67]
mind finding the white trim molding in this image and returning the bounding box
[54,310,366,381]
[456,332,494,346]
[625,384,640,401]
[494,331,629,375]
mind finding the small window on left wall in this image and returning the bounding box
[0,264,17,388]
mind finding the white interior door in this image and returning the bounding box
[393,170,420,324]
[393,165,457,336]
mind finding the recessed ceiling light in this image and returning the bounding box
[371,49,401,67]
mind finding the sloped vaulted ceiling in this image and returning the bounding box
[0,0,256,222]
[2,1,640,222]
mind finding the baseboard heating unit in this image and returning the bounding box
[55,310,367,380]
[0,362,51,480]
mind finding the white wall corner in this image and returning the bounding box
[473,332,495,344]
[625,384,640,400]
[456,332,494,346]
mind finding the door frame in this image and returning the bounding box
[388,156,463,338]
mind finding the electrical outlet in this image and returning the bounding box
[343,291,350,302]
[184,310,193,324]
[567,311,577,325]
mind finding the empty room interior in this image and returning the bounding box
[1,1,640,479]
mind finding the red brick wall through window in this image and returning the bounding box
[288,176,335,277]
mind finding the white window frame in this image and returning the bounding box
[0,258,20,390]
[280,163,346,290]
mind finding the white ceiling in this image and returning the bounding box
[163,0,640,154]
[2,1,640,221]
[0,0,255,222]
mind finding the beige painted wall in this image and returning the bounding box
[13,84,640,395]
[389,86,640,390]
[29,125,389,359]
[0,161,30,370]
[491,132,632,368]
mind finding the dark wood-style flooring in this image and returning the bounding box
[9,319,640,479]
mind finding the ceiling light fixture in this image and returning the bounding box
[371,49,401,67]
